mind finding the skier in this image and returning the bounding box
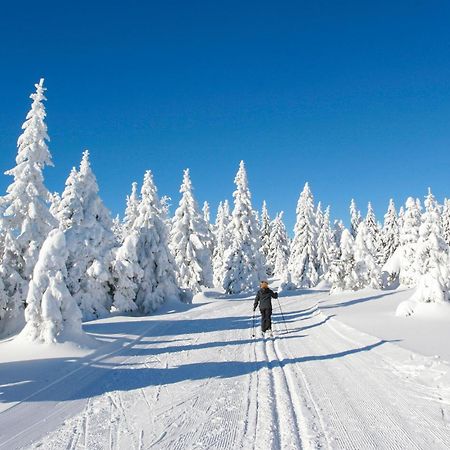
[253,280,278,337]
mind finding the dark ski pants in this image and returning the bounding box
[260,308,272,332]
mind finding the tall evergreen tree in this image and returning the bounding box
[350,199,362,238]
[260,200,272,275]
[133,171,185,312]
[222,161,265,294]
[212,200,231,287]
[288,182,319,288]
[123,181,140,234]
[411,189,450,303]
[380,199,399,265]
[354,222,382,289]
[441,198,450,246]
[268,212,290,279]
[365,202,381,259]
[56,151,116,320]
[399,197,422,287]
[0,79,56,331]
[170,169,213,293]
[317,206,336,279]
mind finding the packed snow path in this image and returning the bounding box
[1,290,449,449]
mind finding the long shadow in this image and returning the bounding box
[320,290,400,310]
[0,339,394,405]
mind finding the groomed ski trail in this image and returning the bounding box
[1,289,449,449]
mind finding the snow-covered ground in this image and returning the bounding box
[1,287,450,449]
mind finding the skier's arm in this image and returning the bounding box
[253,292,260,310]
[271,290,278,299]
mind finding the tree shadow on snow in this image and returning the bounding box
[320,290,400,310]
[0,339,396,405]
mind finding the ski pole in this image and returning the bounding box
[251,310,256,338]
[276,296,289,334]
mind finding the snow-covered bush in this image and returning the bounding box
[20,229,83,344]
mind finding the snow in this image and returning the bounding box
[1,286,450,449]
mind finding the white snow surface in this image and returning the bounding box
[1,285,450,449]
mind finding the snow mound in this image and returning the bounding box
[395,300,416,317]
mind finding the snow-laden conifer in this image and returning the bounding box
[350,199,362,238]
[123,181,140,234]
[353,222,382,289]
[21,229,83,343]
[398,197,422,287]
[170,169,213,293]
[329,229,357,292]
[410,189,450,304]
[222,161,265,294]
[212,200,231,287]
[111,215,123,244]
[268,212,290,279]
[441,199,450,246]
[0,79,56,331]
[380,199,399,265]
[288,182,319,287]
[131,171,185,312]
[56,151,116,320]
[317,206,336,279]
[260,200,272,275]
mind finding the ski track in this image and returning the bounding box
[1,290,449,449]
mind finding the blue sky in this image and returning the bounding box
[1,1,450,231]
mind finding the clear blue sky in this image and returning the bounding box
[1,1,450,231]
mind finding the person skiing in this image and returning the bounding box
[253,280,278,337]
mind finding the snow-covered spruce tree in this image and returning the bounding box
[332,219,345,248]
[222,161,266,294]
[268,212,290,279]
[365,202,381,260]
[56,151,116,320]
[380,199,399,265]
[353,222,382,289]
[410,189,450,304]
[20,229,83,344]
[123,181,140,235]
[441,198,450,246]
[0,79,57,332]
[132,170,185,312]
[328,228,357,292]
[350,199,362,238]
[169,169,213,293]
[202,200,216,258]
[398,197,422,287]
[111,215,123,244]
[260,200,272,275]
[398,206,405,230]
[317,206,337,280]
[288,182,319,288]
[316,202,324,231]
[212,200,231,287]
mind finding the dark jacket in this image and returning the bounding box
[254,288,278,310]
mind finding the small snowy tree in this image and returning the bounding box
[56,151,116,320]
[0,79,57,332]
[333,219,345,248]
[222,161,266,294]
[328,229,357,292]
[288,182,319,288]
[20,229,83,344]
[202,200,215,257]
[350,199,362,238]
[268,212,290,279]
[380,199,399,265]
[111,215,123,244]
[316,206,336,279]
[170,169,213,293]
[398,197,422,287]
[410,189,450,304]
[260,200,272,275]
[212,200,232,287]
[353,222,382,289]
[365,202,381,260]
